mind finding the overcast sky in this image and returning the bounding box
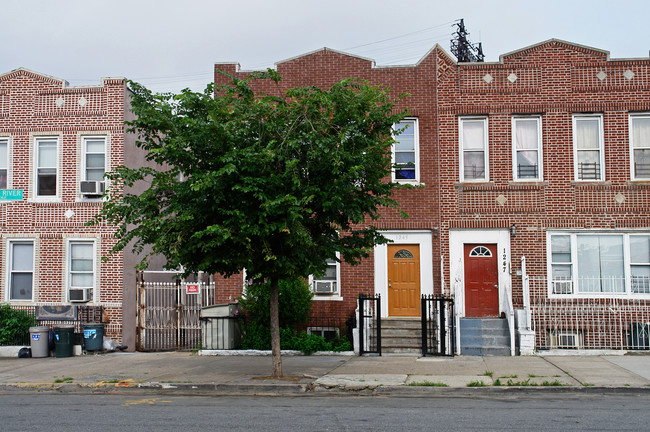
[2,0,649,93]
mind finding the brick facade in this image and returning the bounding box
[0,68,135,345]
[214,40,650,335]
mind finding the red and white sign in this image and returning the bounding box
[186,283,200,295]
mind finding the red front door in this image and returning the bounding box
[464,244,499,317]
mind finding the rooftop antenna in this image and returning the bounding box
[450,19,485,62]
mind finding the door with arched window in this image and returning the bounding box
[387,244,420,316]
[464,244,499,317]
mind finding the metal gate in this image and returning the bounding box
[358,294,381,355]
[421,295,455,356]
[136,273,216,351]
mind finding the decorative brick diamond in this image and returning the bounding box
[64,209,75,219]
[507,73,518,83]
[496,195,508,206]
[55,97,64,107]
[623,69,635,81]
[596,71,607,81]
[78,97,88,107]
[614,193,626,204]
[483,73,494,84]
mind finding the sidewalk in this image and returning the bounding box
[1,350,649,395]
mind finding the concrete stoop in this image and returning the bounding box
[460,318,511,356]
[381,317,422,355]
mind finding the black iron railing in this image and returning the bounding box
[358,294,381,356]
[421,295,455,356]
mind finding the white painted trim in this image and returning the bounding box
[5,238,36,302]
[459,116,489,182]
[65,238,98,303]
[374,230,433,318]
[391,118,420,183]
[572,114,605,181]
[449,229,511,317]
[0,136,10,190]
[32,135,61,201]
[629,113,650,181]
[511,115,543,181]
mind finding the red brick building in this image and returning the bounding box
[215,40,650,353]
[0,68,140,349]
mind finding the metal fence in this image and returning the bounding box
[530,295,650,350]
[136,278,217,351]
[0,305,108,346]
[358,294,381,355]
[421,295,455,356]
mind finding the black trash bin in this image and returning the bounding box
[54,325,75,358]
[83,323,104,351]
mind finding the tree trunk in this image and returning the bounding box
[269,279,283,377]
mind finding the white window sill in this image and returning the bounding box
[28,198,62,204]
[312,295,343,301]
[548,293,650,300]
[396,181,425,187]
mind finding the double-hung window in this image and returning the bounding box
[83,136,106,183]
[8,240,34,301]
[392,119,419,182]
[512,116,542,181]
[548,232,650,296]
[35,137,58,197]
[460,117,488,181]
[0,138,8,189]
[630,114,650,180]
[68,240,96,302]
[573,114,604,181]
[311,255,340,298]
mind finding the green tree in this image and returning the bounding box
[96,71,408,377]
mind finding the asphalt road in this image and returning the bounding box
[1,392,649,431]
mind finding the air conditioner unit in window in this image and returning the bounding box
[552,280,573,295]
[80,181,105,196]
[69,288,92,303]
[313,280,336,295]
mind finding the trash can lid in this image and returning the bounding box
[29,326,50,332]
[54,324,75,329]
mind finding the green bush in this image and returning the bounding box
[237,277,313,329]
[0,304,35,345]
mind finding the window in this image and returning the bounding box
[512,116,542,180]
[8,240,34,301]
[0,138,8,189]
[573,114,604,181]
[311,256,340,297]
[392,119,419,182]
[68,240,95,302]
[35,137,58,197]
[460,117,488,181]
[83,136,106,182]
[548,232,650,296]
[630,114,650,179]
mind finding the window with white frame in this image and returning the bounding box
[8,240,34,301]
[512,116,542,180]
[0,138,8,189]
[311,256,340,297]
[392,119,419,182]
[35,137,58,197]
[83,136,106,182]
[68,240,95,302]
[460,117,488,181]
[630,114,650,180]
[573,114,604,181]
[548,232,650,296]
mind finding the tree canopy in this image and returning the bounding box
[96,71,409,376]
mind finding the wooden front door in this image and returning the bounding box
[464,244,499,317]
[387,244,420,317]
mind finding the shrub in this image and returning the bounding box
[0,304,35,345]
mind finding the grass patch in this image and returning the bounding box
[506,378,537,386]
[479,371,494,377]
[467,380,487,387]
[54,377,74,383]
[528,374,545,378]
[583,383,595,387]
[552,375,562,377]
[493,379,502,386]
[499,374,518,379]
[541,380,565,386]
[408,381,449,387]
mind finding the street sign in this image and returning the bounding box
[0,189,23,200]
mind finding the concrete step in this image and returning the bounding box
[381,328,422,338]
[459,318,511,356]
[382,336,421,348]
[381,347,422,355]
[461,346,511,356]
[380,318,421,330]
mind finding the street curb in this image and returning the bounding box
[2,381,650,397]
